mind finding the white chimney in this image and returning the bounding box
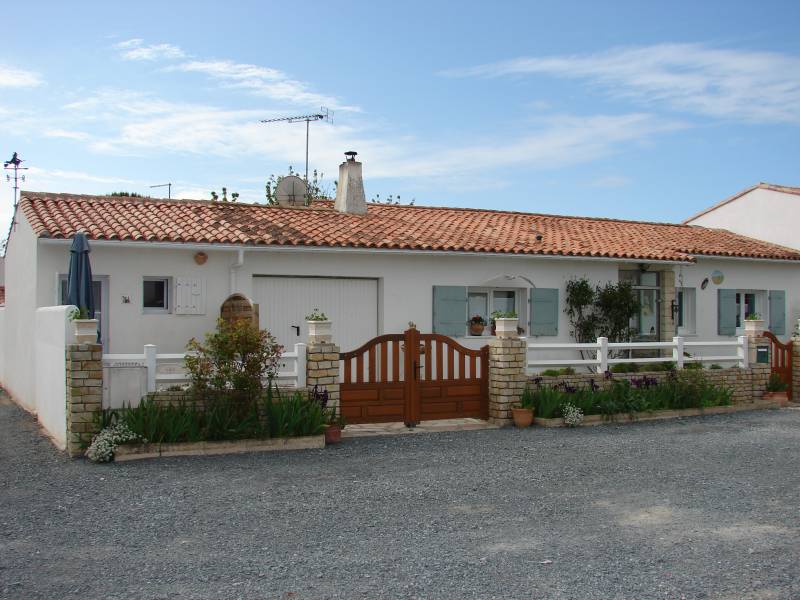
[334,151,367,215]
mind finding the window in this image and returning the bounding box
[621,271,661,340]
[467,288,520,336]
[677,287,696,335]
[143,277,170,313]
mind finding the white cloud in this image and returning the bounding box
[446,44,800,124]
[114,38,185,61]
[27,166,137,186]
[172,60,358,111]
[0,64,43,88]
[44,129,92,141]
[586,175,632,189]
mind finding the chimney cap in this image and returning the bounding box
[344,151,358,162]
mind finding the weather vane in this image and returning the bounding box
[4,151,28,231]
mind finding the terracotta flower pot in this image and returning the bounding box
[763,391,789,407]
[324,424,342,444]
[512,407,534,428]
[469,323,485,336]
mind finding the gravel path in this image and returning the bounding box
[1,397,799,600]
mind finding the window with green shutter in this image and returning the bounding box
[432,286,467,336]
[769,290,786,335]
[717,289,737,336]
[529,288,559,336]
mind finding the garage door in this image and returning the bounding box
[252,276,379,352]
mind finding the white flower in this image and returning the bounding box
[562,402,584,428]
[85,423,141,463]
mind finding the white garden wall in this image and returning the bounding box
[33,306,75,448]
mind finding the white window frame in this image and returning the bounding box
[734,289,767,335]
[676,287,696,336]
[465,287,527,337]
[142,276,172,314]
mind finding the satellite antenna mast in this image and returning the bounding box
[4,152,28,230]
[150,182,172,199]
[260,107,332,185]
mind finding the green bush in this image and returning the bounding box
[529,370,732,420]
[540,367,576,377]
[610,362,639,373]
[766,373,787,392]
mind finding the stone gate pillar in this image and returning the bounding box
[66,343,103,457]
[747,334,771,401]
[487,323,527,426]
[306,324,340,411]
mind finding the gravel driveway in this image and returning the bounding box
[1,397,799,600]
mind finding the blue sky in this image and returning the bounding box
[1,0,799,234]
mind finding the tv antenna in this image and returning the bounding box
[4,152,28,230]
[150,182,172,199]
[260,107,332,184]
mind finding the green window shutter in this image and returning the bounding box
[529,288,559,336]
[432,286,467,336]
[717,289,737,336]
[769,290,786,335]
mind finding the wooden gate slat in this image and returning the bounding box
[368,346,376,383]
[447,345,455,380]
[356,354,364,384]
[380,342,388,382]
[392,340,400,382]
[343,357,351,384]
[424,339,432,381]
[436,340,443,380]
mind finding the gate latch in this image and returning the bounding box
[291,325,300,336]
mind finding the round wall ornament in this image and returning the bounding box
[194,251,208,265]
[711,270,724,285]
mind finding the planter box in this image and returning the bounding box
[534,399,781,428]
[494,317,518,339]
[307,320,332,343]
[744,319,765,336]
[73,319,98,344]
[114,435,325,462]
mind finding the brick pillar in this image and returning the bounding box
[793,333,800,403]
[748,335,770,401]
[487,336,527,426]
[65,343,103,457]
[307,342,340,410]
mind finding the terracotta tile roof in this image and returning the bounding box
[18,191,800,263]
[684,181,800,224]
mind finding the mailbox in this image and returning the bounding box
[756,345,769,364]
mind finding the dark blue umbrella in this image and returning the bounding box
[67,232,95,319]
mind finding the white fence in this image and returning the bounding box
[527,336,748,374]
[102,343,307,408]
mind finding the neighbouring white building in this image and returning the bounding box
[685,182,800,250]
[2,156,800,414]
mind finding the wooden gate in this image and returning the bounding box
[339,327,489,425]
[763,331,793,397]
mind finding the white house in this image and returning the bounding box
[685,182,800,250]
[3,155,800,412]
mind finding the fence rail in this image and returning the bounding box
[101,343,307,408]
[527,336,748,373]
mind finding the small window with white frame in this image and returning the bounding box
[676,287,696,335]
[143,277,171,313]
[467,287,524,336]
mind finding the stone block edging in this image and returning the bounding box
[113,435,325,462]
[533,399,781,428]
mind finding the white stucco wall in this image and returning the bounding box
[677,257,800,342]
[2,213,40,408]
[687,187,800,250]
[34,239,619,353]
[34,306,75,449]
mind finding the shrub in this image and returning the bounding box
[86,422,141,463]
[766,373,787,392]
[611,362,639,373]
[562,402,584,427]
[264,387,326,437]
[540,367,576,376]
[185,318,283,400]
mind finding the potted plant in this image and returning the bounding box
[305,308,332,342]
[763,373,789,407]
[469,314,486,336]
[744,313,765,336]
[324,409,346,444]
[492,310,519,339]
[69,307,99,344]
[512,386,535,428]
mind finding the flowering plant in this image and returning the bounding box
[562,402,584,427]
[85,422,142,463]
[305,308,329,321]
[469,315,487,325]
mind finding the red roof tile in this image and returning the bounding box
[18,191,800,263]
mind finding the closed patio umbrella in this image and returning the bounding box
[67,232,95,319]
